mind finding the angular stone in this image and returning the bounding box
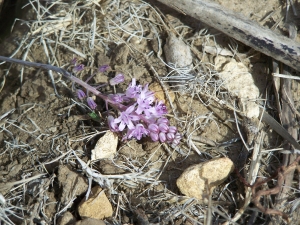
[176,157,234,200]
[57,211,76,225]
[58,165,88,205]
[91,131,118,160]
[78,186,113,220]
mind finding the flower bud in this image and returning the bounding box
[109,73,125,85]
[76,89,86,100]
[158,123,169,133]
[168,126,177,133]
[87,97,97,110]
[72,64,84,73]
[108,116,119,132]
[148,124,159,133]
[166,132,175,141]
[98,64,110,73]
[157,117,169,125]
[150,132,159,142]
[172,138,180,146]
[159,132,166,142]
[172,132,182,146]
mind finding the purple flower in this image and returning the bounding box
[108,116,119,132]
[139,84,155,103]
[127,124,148,140]
[73,64,85,73]
[76,89,86,100]
[135,84,155,115]
[102,78,181,146]
[108,93,129,103]
[87,97,97,110]
[126,78,141,98]
[149,101,167,117]
[136,98,151,115]
[114,105,140,131]
[109,73,125,85]
[99,65,110,73]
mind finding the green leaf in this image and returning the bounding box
[88,112,101,122]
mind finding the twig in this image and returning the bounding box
[236,155,300,222]
[155,0,300,72]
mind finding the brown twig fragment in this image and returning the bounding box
[236,155,300,222]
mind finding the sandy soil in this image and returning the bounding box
[0,0,299,224]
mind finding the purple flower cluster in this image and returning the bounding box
[108,79,181,146]
[74,65,181,147]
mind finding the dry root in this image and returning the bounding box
[236,155,300,222]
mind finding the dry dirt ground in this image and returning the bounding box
[0,0,299,224]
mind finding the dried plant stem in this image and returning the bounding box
[0,56,124,110]
[222,133,263,225]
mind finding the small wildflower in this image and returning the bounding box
[108,116,119,132]
[149,101,167,117]
[138,84,155,103]
[114,105,140,131]
[87,97,97,110]
[108,93,129,103]
[76,89,86,100]
[109,73,125,85]
[99,64,110,73]
[73,64,84,73]
[126,78,141,98]
[127,124,149,140]
[136,98,152,115]
[103,78,181,146]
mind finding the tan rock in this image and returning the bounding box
[57,211,76,225]
[91,131,118,160]
[176,157,234,200]
[214,56,260,119]
[58,165,88,205]
[78,186,113,220]
[149,82,175,104]
[75,218,106,225]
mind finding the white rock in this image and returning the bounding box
[78,186,113,220]
[176,157,234,200]
[164,33,193,70]
[91,131,118,160]
[215,56,260,119]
